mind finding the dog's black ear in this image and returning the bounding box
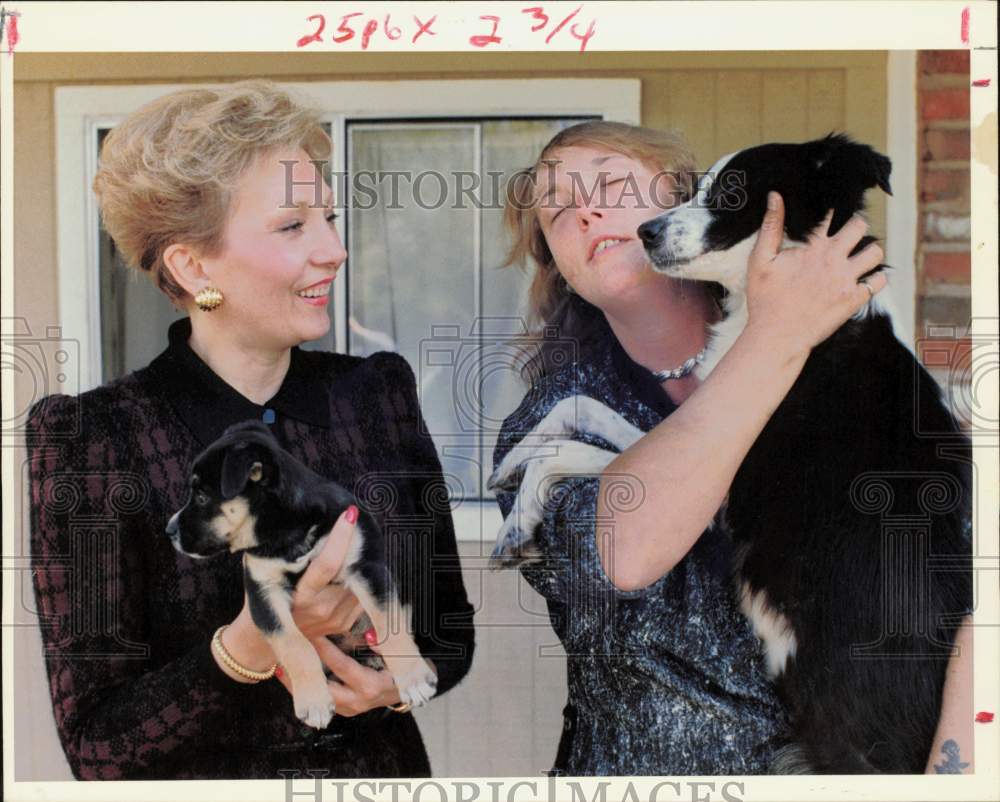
[220,442,276,499]
[813,134,893,195]
[871,152,893,196]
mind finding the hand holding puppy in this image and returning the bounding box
[218,506,362,676]
[289,505,365,640]
[273,634,410,717]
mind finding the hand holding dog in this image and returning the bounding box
[289,505,365,641]
[744,191,887,362]
[219,506,363,675]
[273,635,406,717]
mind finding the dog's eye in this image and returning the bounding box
[195,491,210,506]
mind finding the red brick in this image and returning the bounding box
[918,295,971,330]
[917,336,972,375]
[920,88,970,121]
[923,251,971,284]
[922,128,970,161]
[920,169,970,203]
[919,50,970,75]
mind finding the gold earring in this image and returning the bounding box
[194,286,224,312]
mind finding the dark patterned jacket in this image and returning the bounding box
[493,325,790,776]
[27,318,475,780]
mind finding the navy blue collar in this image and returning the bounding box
[145,318,332,447]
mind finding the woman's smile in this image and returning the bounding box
[590,236,634,262]
[296,277,334,305]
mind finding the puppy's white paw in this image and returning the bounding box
[294,684,335,729]
[490,520,541,568]
[393,659,438,708]
[490,503,543,567]
[488,449,532,492]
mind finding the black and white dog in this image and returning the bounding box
[490,135,972,773]
[167,421,437,729]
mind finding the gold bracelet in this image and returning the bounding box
[387,702,412,713]
[211,625,277,683]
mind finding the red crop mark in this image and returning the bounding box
[469,15,502,48]
[960,7,969,44]
[975,711,995,723]
[1,8,21,55]
[522,7,550,32]
[569,17,596,52]
[332,12,363,43]
[972,78,991,87]
[360,18,378,50]
[412,15,437,43]
[6,11,16,53]
[545,4,581,44]
[296,14,325,48]
[383,15,402,41]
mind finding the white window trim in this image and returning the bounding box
[884,52,919,348]
[55,79,640,543]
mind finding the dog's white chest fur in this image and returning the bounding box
[698,293,749,379]
[738,581,798,677]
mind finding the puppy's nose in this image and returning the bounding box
[165,513,179,538]
[637,217,666,245]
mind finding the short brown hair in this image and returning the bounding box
[502,121,699,376]
[93,79,331,302]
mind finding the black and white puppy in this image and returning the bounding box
[491,135,972,773]
[167,420,437,729]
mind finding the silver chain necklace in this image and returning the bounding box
[650,348,706,382]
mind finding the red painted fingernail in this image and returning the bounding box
[364,628,377,645]
[274,665,284,679]
[975,711,994,723]
[345,505,359,524]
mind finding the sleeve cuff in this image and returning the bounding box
[547,477,675,600]
[191,636,273,699]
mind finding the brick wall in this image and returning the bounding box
[915,50,971,395]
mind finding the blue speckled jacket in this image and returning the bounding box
[492,326,791,776]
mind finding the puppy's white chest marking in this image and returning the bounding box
[739,581,798,678]
[698,294,749,379]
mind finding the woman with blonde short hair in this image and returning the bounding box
[28,80,474,780]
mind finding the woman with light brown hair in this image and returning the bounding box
[493,121,971,775]
[27,79,475,780]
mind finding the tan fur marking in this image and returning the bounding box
[244,552,332,728]
[209,497,259,552]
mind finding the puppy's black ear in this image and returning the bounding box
[220,442,276,499]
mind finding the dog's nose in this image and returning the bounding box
[165,513,179,538]
[637,217,666,245]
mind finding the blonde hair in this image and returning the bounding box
[502,121,702,376]
[93,79,331,302]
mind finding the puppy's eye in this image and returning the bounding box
[195,491,210,506]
